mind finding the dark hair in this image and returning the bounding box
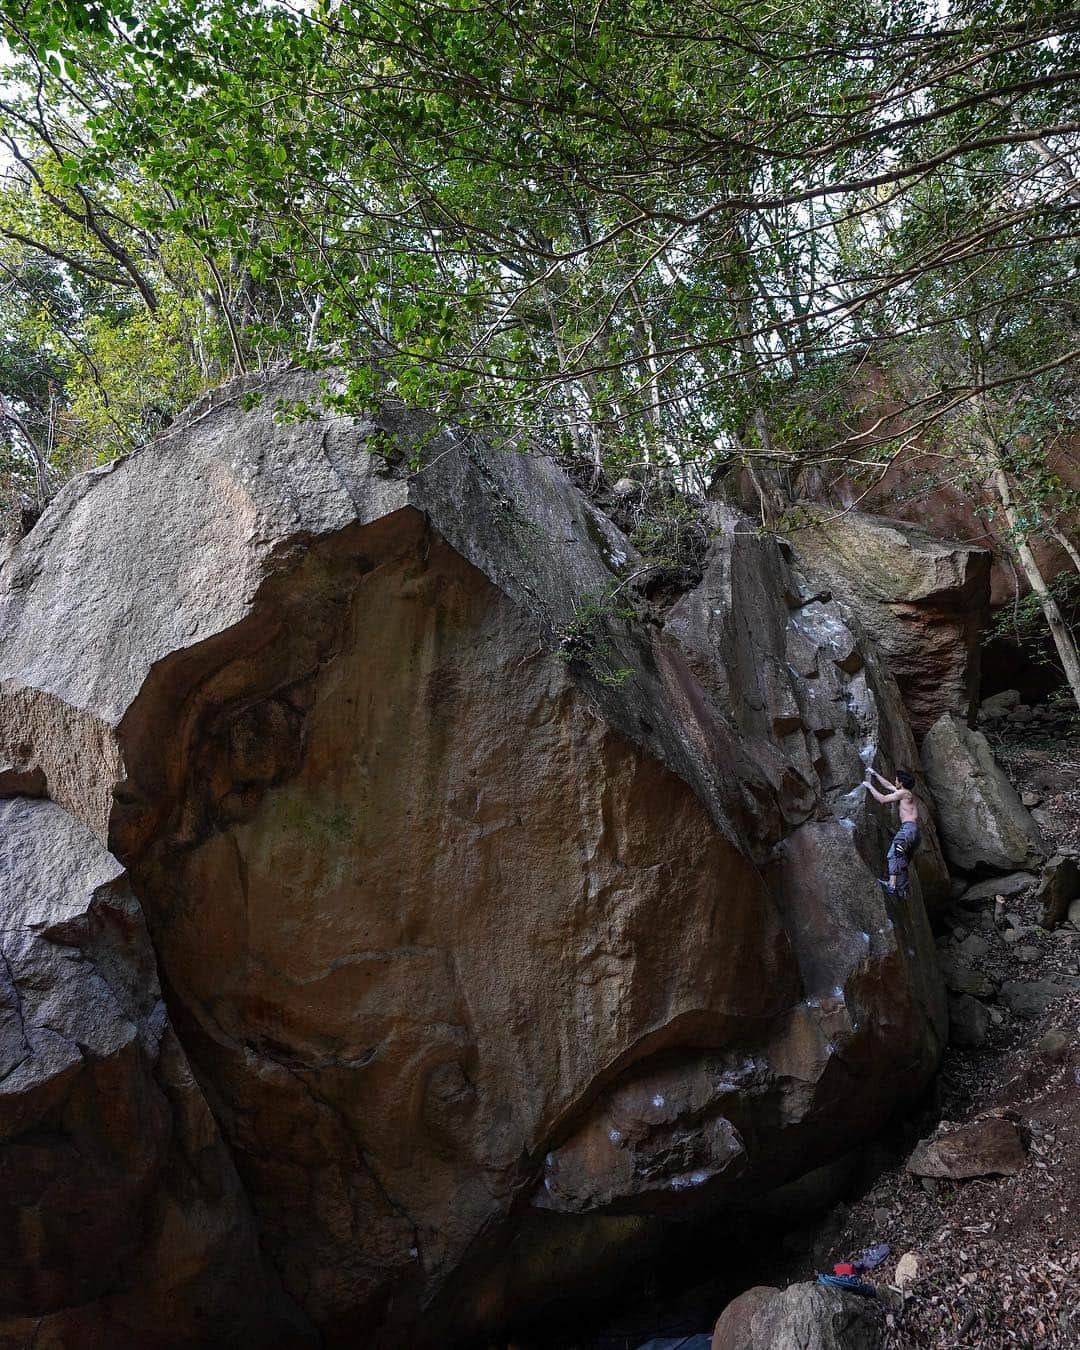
[896,769,915,790]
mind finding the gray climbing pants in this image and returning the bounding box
[887,821,920,897]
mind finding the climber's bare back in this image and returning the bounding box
[897,789,919,826]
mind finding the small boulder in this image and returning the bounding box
[1014,944,1041,964]
[712,1286,780,1350]
[1035,855,1080,928]
[954,933,989,963]
[1069,896,1080,927]
[1001,978,1080,1018]
[938,957,996,998]
[1037,1028,1071,1062]
[948,994,990,1048]
[921,715,1046,874]
[906,1117,1026,1179]
[749,1282,883,1350]
[1021,790,1043,809]
[981,690,1020,716]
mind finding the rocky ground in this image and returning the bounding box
[528,719,1080,1350]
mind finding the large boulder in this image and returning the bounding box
[712,1285,779,1350]
[921,715,1047,874]
[791,509,991,736]
[747,1282,882,1350]
[0,796,307,1348]
[0,370,947,1346]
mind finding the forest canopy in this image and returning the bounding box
[2,2,1079,682]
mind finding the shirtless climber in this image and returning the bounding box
[862,767,921,898]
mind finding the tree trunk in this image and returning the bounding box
[992,464,1080,709]
[629,284,662,476]
[732,224,786,526]
[0,395,51,506]
[1048,526,1080,576]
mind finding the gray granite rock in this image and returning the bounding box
[922,716,1046,874]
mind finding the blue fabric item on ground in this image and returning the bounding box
[886,820,920,897]
[854,1242,891,1272]
[816,1273,878,1297]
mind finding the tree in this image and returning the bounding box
[1,1,1078,697]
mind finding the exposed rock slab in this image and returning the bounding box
[957,872,1036,906]
[791,509,991,736]
[921,715,1047,874]
[0,797,307,1348]
[0,371,948,1346]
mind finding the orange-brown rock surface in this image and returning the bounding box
[1,371,949,1346]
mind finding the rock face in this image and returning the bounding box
[791,509,991,736]
[0,370,948,1346]
[921,715,1047,874]
[0,797,307,1348]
